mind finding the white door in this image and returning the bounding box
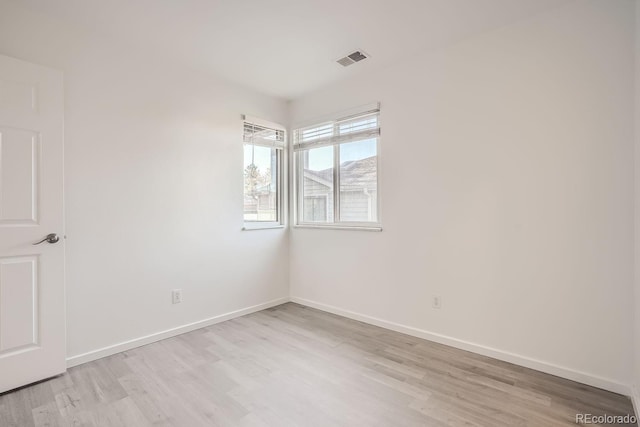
[0,54,65,393]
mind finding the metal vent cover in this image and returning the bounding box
[348,51,367,62]
[337,56,354,67]
[336,50,369,67]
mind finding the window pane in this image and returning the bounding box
[339,139,378,222]
[244,145,277,222]
[301,146,334,223]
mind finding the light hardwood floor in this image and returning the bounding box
[0,303,635,426]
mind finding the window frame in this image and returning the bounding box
[242,116,286,231]
[293,105,382,231]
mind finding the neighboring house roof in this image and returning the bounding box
[303,168,333,189]
[340,156,377,191]
[304,156,377,191]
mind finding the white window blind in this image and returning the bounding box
[243,122,286,149]
[293,108,380,151]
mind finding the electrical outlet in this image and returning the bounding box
[172,289,183,304]
[432,295,442,309]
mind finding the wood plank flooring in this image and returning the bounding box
[0,303,636,426]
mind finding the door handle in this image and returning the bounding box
[33,233,60,245]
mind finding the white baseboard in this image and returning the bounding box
[66,297,290,368]
[290,296,632,396]
[66,294,634,403]
[631,386,640,426]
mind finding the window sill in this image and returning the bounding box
[293,224,382,232]
[242,224,285,231]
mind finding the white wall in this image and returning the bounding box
[635,0,640,410]
[0,1,289,360]
[0,0,636,397]
[290,0,635,392]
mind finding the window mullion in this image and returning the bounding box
[276,148,281,223]
[333,145,340,224]
[333,122,340,223]
[297,151,303,223]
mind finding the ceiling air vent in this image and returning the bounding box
[336,50,369,67]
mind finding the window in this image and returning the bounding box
[293,106,380,229]
[243,117,285,228]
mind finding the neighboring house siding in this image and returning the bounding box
[340,189,376,222]
[245,186,277,221]
[303,175,332,221]
[302,155,377,223]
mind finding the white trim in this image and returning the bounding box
[293,224,382,232]
[242,224,285,231]
[66,297,289,368]
[290,296,632,396]
[64,293,636,402]
[288,125,296,232]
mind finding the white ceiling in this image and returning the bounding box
[16,0,572,100]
